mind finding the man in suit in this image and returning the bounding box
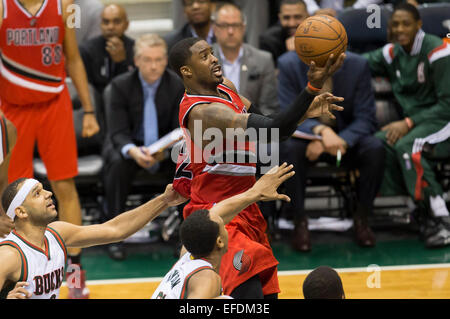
[103,34,185,260]
[212,2,279,116]
[165,0,216,54]
[278,50,385,251]
[259,0,309,66]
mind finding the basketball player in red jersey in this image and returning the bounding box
[0,0,100,299]
[0,109,16,236]
[169,37,345,298]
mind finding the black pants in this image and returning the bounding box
[103,148,175,220]
[279,135,385,220]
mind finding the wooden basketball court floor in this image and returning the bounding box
[58,228,450,299]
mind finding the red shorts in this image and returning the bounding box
[0,86,78,182]
[184,202,280,296]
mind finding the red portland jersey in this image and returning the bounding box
[178,84,257,212]
[0,0,66,105]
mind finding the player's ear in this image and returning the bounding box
[216,236,224,249]
[15,206,29,220]
[181,66,192,78]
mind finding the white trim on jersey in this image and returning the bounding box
[382,43,394,65]
[412,122,450,154]
[1,52,63,82]
[35,0,48,18]
[13,0,32,17]
[2,0,7,19]
[202,163,256,176]
[428,43,450,64]
[57,0,62,16]
[0,60,65,93]
[411,29,425,56]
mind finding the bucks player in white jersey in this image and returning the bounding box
[0,178,188,299]
[152,163,294,299]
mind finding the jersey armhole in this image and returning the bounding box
[180,266,216,299]
[0,241,28,282]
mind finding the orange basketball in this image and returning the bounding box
[295,15,347,67]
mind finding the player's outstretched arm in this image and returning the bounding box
[50,185,188,248]
[210,163,294,225]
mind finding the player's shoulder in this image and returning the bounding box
[0,243,22,265]
[422,33,450,64]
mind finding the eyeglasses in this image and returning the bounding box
[215,23,244,30]
[184,0,209,6]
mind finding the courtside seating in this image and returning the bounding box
[33,78,105,222]
[337,6,392,54]
[418,3,450,38]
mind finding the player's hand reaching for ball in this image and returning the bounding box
[252,163,294,203]
[306,92,344,120]
[307,53,346,91]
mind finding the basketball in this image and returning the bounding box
[295,15,348,67]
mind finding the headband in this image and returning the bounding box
[6,179,39,220]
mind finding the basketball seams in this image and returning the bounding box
[297,33,347,58]
[302,16,340,37]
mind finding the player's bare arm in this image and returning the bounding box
[210,163,294,224]
[186,269,222,299]
[62,0,99,138]
[0,246,22,294]
[49,185,187,248]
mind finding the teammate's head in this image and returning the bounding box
[182,0,214,28]
[213,3,246,51]
[279,0,308,37]
[134,34,168,85]
[2,179,57,227]
[302,266,345,299]
[390,3,422,51]
[101,4,129,39]
[169,38,223,87]
[180,209,228,258]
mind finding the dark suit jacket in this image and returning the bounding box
[106,68,185,156]
[259,23,289,66]
[277,51,378,148]
[80,35,136,94]
[165,23,216,54]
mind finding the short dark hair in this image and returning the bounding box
[393,2,421,21]
[280,0,306,8]
[169,37,203,77]
[180,209,219,258]
[2,178,27,214]
[303,266,344,299]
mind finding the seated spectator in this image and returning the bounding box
[278,50,384,252]
[79,4,135,97]
[302,266,345,299]
[212,2,279,115]
[259,0,309,66]
[165,0,216,54]
[74,0,103,45]
[103,34,185,260]
[363,3,450,248]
